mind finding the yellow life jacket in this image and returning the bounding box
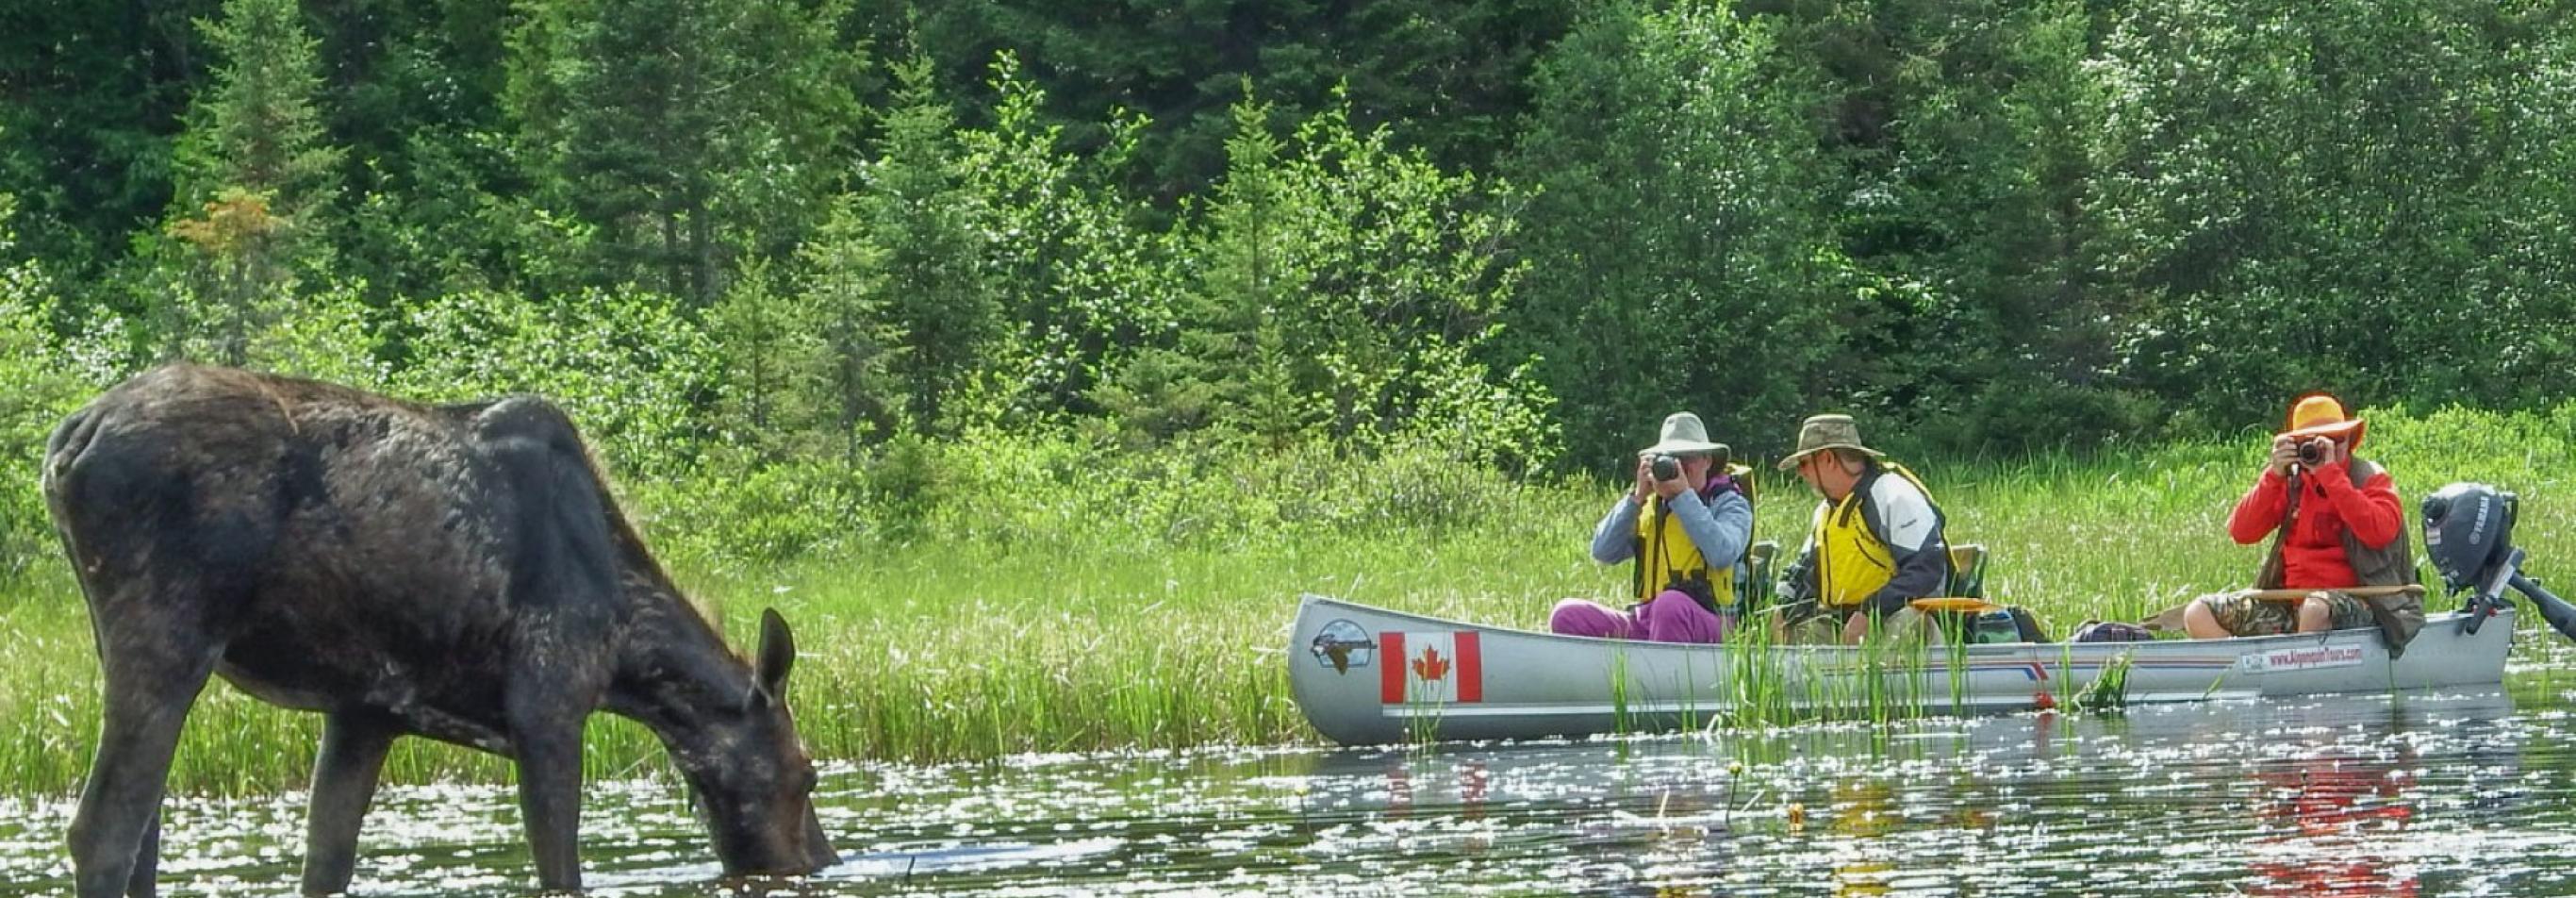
[1810,462,1937,610]
[1633,464,1752,608]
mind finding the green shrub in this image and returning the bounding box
[391,287,716,478]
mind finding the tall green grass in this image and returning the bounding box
[1,403,2568,795]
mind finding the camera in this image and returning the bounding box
[2296,438,2327,466]
[1650,453,1681,481]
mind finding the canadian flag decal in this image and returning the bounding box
[1379,631,1483,704]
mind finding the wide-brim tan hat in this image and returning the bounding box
[1775,413,1884,471]
[2281,393,2366,443]
[1639,411,1728,457]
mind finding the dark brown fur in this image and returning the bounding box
[42,365,835,896]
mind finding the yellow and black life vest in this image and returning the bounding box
[1633,464,1755,610]
[1810,462,1937,611]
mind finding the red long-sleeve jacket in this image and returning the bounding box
[2226,460,2403,590]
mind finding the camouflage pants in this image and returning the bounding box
[1783,607,1930,644]
[2202,590,2374,637]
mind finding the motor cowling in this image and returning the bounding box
[2421,482,2516,594]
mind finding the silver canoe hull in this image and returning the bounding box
[1288,593,2515,745]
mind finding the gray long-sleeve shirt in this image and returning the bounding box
[1590,484,1755,579]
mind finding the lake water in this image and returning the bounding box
[9,644,2576,895]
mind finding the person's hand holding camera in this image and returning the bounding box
[1649,454,1689,500]
[2266,434,2300,478]
[2299,436,2342,469]
[1632,456,1658,503]
[2270,433,2344,478]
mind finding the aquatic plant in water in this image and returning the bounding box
[2073,653,2133,713]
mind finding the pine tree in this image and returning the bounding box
[1502,1,1843,464]
[163,0,346,364]
[858,54,999,435]
[801,199,900,463]
[506,0,858,306]
[707,258,826,459]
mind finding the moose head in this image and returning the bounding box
[681,609,838,875]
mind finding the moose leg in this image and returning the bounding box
[125,810,158,898]
[69,640,219,898]
[300,712,399,896]
[507,687,593,892]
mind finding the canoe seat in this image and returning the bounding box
[1946,543,1987,600]
[1740,540,1780,611]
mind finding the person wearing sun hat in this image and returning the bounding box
[1772,414,1950,644]
[1549,412,1756,643]
[2175,392,2425,646]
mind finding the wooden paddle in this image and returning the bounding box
[2243,584,2426,604]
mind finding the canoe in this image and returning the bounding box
[1287,593,2515,745]
[1295,688,2519,817]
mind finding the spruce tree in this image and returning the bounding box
[163,0,345,364]
[858,55,999,435]
[506,0,858,306]
[801,199,900,463]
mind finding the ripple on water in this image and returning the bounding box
[17,669,2576,894]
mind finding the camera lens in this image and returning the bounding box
[2297,441,2323,465]
[1651,454,1680,481]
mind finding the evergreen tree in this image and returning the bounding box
[707,258,827,458]
[1197,93,1315,445]
[163,0,346,364]
[173,0,343,222]
[1502,0,1842,465]
[1797,0,2133,449]
[506,0,859,305]
[801,198,901,462]
[311,0,523,303]
[889,0,1577,204]
[0,0,219,282]
[953,53,1174,421]
[857,55,1000,435]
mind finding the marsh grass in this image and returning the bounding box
[0,403,2568,795]
[2074,652,2135,713]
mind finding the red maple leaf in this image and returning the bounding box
[1412,646,1451,682]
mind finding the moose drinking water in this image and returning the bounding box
[41,365,837,896]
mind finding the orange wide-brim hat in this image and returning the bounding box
[2282,393,2366,443]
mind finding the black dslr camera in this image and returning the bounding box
[2296,438,2328,466]
[1650,454,1681,481]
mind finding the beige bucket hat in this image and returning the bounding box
[1639,412,1728,457]
[1775,413,1884,471]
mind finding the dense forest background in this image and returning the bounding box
[4,0,2573,575]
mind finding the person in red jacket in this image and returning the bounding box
[2181,394,2407,638]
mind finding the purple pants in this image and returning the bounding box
[1550,590,1729,643]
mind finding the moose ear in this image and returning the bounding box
[753,607,797,702]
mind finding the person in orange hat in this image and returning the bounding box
[2178,393,2425,642]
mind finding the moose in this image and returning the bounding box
[41,365,837,895]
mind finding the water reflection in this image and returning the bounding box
[8,689,2576,895]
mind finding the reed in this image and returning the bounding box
[0,403,2567,795]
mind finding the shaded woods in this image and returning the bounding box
[4,0,2574,578]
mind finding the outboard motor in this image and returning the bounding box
[2422,482,2576,640]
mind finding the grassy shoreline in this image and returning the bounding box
[2,404,2568,796]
